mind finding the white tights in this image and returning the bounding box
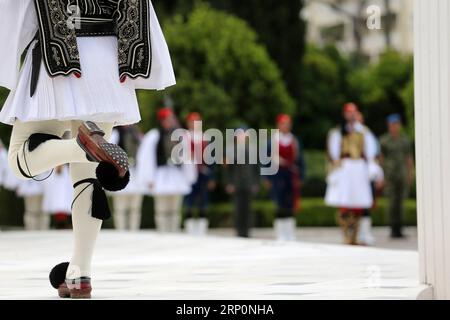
[113,194,143,231]
[8,120,114,279]
[154,194,183,233]
[23,195,48,231]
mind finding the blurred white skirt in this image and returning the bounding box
[325,159,373,209]
[42,166,72,214]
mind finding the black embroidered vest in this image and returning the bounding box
[156,128,182,167]
[33,0,152,80]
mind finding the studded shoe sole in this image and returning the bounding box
[77,121,129,178]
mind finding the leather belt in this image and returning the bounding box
[341,154,366,160]
[75,20,116,37]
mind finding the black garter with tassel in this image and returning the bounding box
[72,178,111,220]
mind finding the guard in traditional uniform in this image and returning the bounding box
[0,0,175,298]
[184,112,215,236]
[2,140,49,230]
[137,108,197,233]
[17,175,48,230]
[355,112,383,246]
[267,114,305,241]
[110,125,145,231]
[325,103,375,245]
[0,140,21,192]
[42,165,72,229]
[380,114,414,238]
[0,140,8,188]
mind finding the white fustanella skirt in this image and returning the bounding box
[325,159,373,209]
[0,0,175,126]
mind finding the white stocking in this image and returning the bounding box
[113,194,128,230]
[129,194,143,231]
[38,212,50,230]
[23,195,43,231]
[66,121,113,279]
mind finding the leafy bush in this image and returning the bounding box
[348,50,414,137]
[299,45,351,148]
[401,77,415,139]
[137,4,295,132]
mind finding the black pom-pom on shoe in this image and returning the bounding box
[96,161,130,192]
[49,262,69,289]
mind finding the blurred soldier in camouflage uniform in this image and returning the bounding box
[380,114,414,239]
[224,127,260,238]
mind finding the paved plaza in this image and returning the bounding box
[210,226,419,250]
[0,229,428,300]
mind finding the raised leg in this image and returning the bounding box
[8,120,87,179]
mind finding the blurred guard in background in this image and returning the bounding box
[380,114,414,239]
[110,125,145,231]
[2,141,45,230]
[184,112,216,236]
[0,140,8,188]
[325,103,375,245]
[267,114,305,241]
[0,139,22,201]
[3,163,48,230]
[138,108,197,233]
[42,165,72,229]
[355,112,384,246]
[16,174,47,230]
[225,126,260,238]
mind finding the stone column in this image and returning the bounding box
[414,0,450,299]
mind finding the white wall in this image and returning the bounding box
[304,0,413,59]
[414,0,450,300]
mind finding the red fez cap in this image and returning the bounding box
[157,108,173,122]
[343,103,358,113]
[277,114,292,124]
[186,112,201,122]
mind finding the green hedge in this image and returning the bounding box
[0,184,417,228]
[101,197,417,229]
[187,197,417,228]
[0,192,416,229]
[0,186,417,229]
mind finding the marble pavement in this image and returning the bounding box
[0,231,429,300]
